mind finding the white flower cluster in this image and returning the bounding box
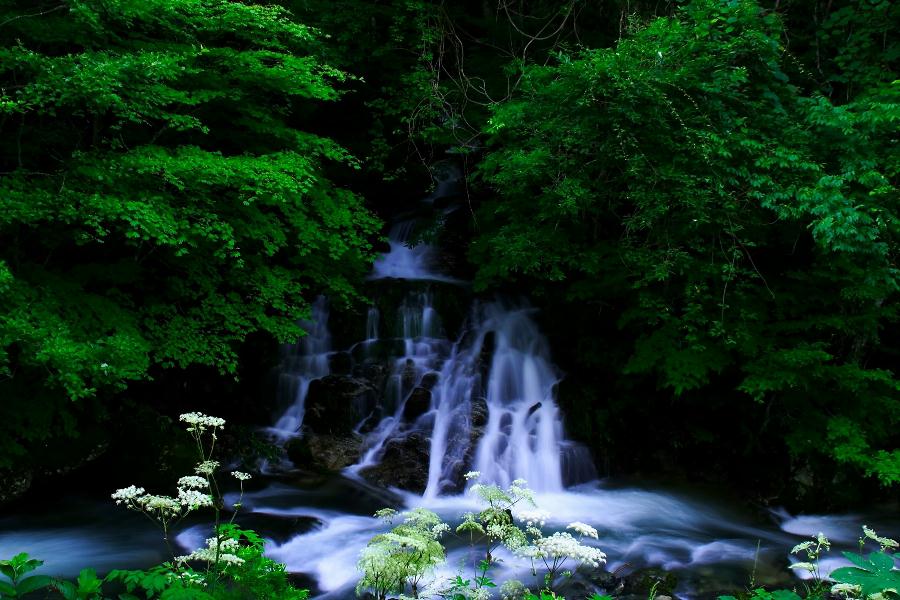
[500,579,528,600]
[567,521,599,539]
[431,523,450,537]
[171,571,206,587]
[830,583,861,598]
[140,494,182,517]
[178,476,208,489]
[195,460,220,475]
[508,479,533,503]
[176,536,244,566]
[531,532,607,568]
[112,485,146,505]
[514,508,549,528]
[177,487,213,509]
[464,471,481,481]
[231,471,252,481]
[179,412,226,432]
[863,525,899,550]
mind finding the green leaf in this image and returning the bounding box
[14,574,52,595]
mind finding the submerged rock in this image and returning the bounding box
[622,567,678,597]
[359,433,430,493]
[285,433,363,472]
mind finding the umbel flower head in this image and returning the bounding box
[179,412,226,433]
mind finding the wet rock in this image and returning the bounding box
[0,469,32,505]
[527,402,542,417]
[359,433,431,493]
[420,371,440,390]
[622,567,678,597]
[286,433,363,472]
[400,359,417,391]
[353,362,389,394]
[470,395,488,428]
[403,387,432,421]
[477,331,495,382]
[304,375,377,435]
[237,512,323,545]
[555,568,620,599]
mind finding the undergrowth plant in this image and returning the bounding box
[0,553,52,598]
[359,473,607,600]
[107,412,307,599]
[357,508,449,600]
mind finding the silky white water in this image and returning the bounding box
[269,296,332,441]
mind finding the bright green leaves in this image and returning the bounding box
[0,553,52,599]
[831,551,900,598]
[0,0,380,469]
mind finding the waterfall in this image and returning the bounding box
[269,296,331,440]
[270,161,592,494]
[349,291,450,473]
[346,293,589,496]
[471,305,565,492]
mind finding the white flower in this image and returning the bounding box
[176,536,244,566]
[177,488,213,508]
[830,583,861,598]
[791,540,813,555]
[178,476,208,489]
[862,525,898,550]
[464,471,481,481]
[431,523,450,537]
[788,562,817,572]
[111,485,146,505]
[567,521,599,539]
[195,460,220,475]
[515,508,549,528]
[231,471,251,481]
[534,531,606,568]
[179,412,226,432]
[138,494,181,517]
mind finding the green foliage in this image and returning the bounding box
[53,569,105,600]
[357,508,448,600]
[830,551,900,599]
[0,0,380,468]
[472,0,899,485]
[0,553,52,598]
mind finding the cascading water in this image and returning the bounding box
[269,296,331,441]
[470,305,568,493]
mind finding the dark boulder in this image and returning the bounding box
[286,433,363,472]
[359,433,431,493]
[420,371,440,390]
[304,375,377,435]
[403,387,432,421]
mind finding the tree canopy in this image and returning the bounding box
[0,0,379,466]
